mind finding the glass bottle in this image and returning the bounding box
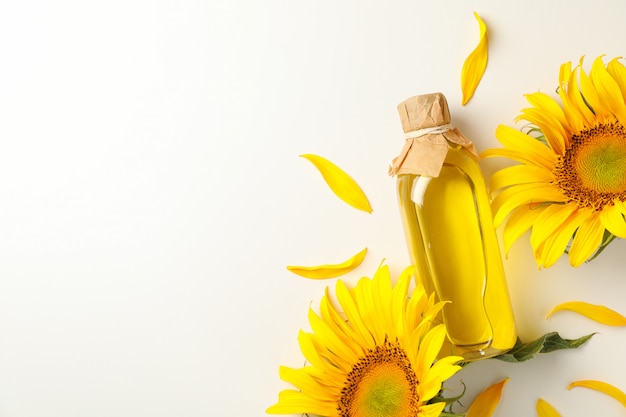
[389,93,517,360]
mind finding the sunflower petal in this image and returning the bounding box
[309,306,360,356]
[429,355,463,381]
[502,204,544,255]
[420,356,462,398]
[547,301,626,326]
[534,208,589,268]
[373,264,394,332]
[516,107,567,154]
[278,366,333,399]
[558,60,596,131]
[307,311,359,372]
[599,203,626,238]
[461,12,488,105]
[607,57,626,102]
[578,57,612,120]
[558,61,587,132]
[419,402,446,417]
[415,324,447,378]
[286,247,368,279]
[536,398,562,417]
[466,378,510,417]
[406,285,429,330]
[559,59,571,83]
[569,213,604,267]
[489,164,554,193]
[492,183,567,227]
[419,348,461,407]
[351,278,385,343]
[566,63,596,126]
[483,125,558,170]
[335,279,376,348]
[529,203,576,252]
[590,56,626,125]
[519,117,564,153]
[568,380,626,407]
[524,92,570,135]
[300,153,372,213]
[319,290,362,351]
[297,331,345,379]
[266,389,336,415]
[391,266,413,340]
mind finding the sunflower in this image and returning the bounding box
[483,55,626,268]
[266,264,463,417]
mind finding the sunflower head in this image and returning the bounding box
[267,264,463,417]
[483,55,626,268]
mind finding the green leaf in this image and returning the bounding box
[494,332,595,363]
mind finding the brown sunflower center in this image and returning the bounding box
[338,342,419,417]
[554,122,626,210]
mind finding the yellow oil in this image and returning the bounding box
[397,145,517,360]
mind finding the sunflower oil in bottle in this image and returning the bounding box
[389,93,517,360]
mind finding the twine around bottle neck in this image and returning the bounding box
[404,124,454,139]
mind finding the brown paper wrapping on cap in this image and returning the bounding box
[389,93,478,177]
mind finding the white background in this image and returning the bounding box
[1,0,626,416]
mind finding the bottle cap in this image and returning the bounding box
[389,93,478,177]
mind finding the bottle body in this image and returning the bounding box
[397,145,517,360]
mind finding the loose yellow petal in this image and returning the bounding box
[466,378,509,417]
[536,398,562,417]
[286,247,368,279]
[568,380,626,407]
[547,301,626,326]
[300,153,372,213]
[461,12,488,105]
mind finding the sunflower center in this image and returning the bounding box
[338,342,418,417]
[554,122,626,209]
